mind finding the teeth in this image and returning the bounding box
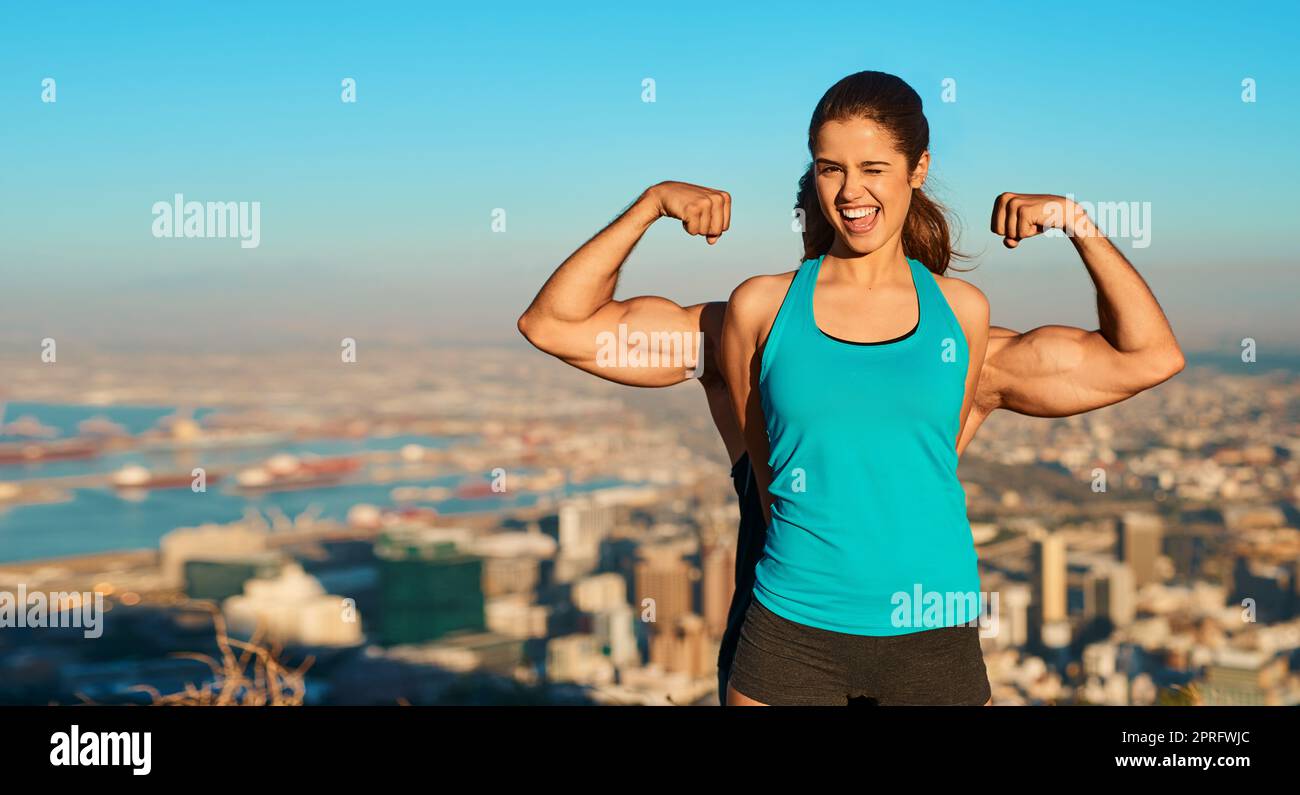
[841,207,879,219]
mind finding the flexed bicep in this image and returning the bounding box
[535,297,708,387]
[986,325,1164,418]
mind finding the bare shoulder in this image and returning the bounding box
[728,271,795,305]
[932,273,989,317]
[932,273,989,339]
[725,271,796,329]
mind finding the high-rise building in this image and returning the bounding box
[376,529,485,645]
[1029,530,1070,659]
[558,498,615,560]
[1117,512,1163,587]
[636,547,695,669]
[635,547,694,631]
[701,541,736,638]
[1032,531,1067,624]
[1084,560,1137,631]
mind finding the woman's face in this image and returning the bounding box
[812,117,928,256]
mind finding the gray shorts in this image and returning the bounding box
[727,595,991,706]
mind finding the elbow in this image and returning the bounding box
[1140,341,1185,387]
[1157,338,1186,382]
[1165,344,1187,379]
[516,309,565,355]
[516,309,546,349]
[516,310,535,343]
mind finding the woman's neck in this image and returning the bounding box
[823,240,909,286]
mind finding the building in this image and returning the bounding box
[648,613,713,678]
[1117,512,1163,587]
[1032,530,1067,625]
[1084,560,1137,632]
[223,562,364,647]
[558,498,615,561]
[701,541,735,638]
[546,633,613,685]
[1199,648,1288,706]
[159,519,270,588]
[376,528,486,645]
[183,553,284,602]
[572,572,629,613]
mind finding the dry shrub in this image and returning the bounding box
[118,601,314,706]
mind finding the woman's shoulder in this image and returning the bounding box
[931,272,989,318]
[726,270,798,322]
[930,271,990,342]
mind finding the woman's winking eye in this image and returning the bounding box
[817,164,885,176]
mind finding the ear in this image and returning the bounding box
[910,151,930,189]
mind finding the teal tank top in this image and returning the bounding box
[752,254,984,636]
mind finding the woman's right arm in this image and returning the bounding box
[517,181,730,387]
[720,274,787,526]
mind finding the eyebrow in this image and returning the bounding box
[814,158,892,167]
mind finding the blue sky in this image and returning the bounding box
[1,1,1297,352]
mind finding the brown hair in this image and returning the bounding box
[795,71,967,275]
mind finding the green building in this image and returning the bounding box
[376,530,486,645]
[183,553,285,602]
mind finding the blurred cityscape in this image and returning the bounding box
[0,346,1298,706]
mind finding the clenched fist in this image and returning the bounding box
[649,181,731,244]
[990,193,1091,248]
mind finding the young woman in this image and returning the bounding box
[721,70,1043,706]
[519,76,1184,707]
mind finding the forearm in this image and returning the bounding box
[519,188,662,332]
[1068,212,1179,358]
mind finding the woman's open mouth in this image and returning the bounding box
[839,206,880,235]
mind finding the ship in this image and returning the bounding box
[0,439,102,465]
[232,454,362,493]
[110,465,223,491]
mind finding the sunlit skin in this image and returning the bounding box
[519,120,1184,708]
